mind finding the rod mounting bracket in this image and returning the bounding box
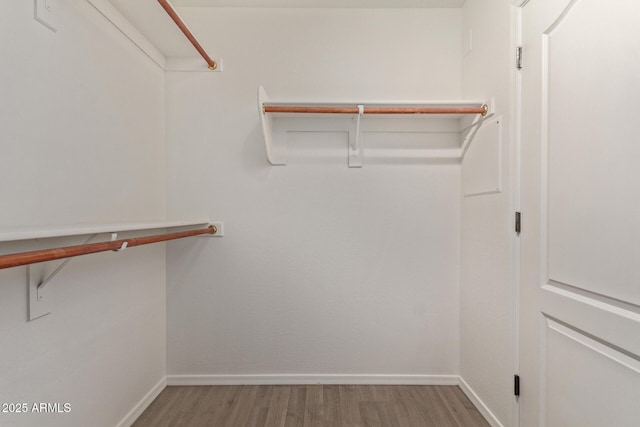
[201,222,224,236]
[28,264,52,321]
[349,105,364,168]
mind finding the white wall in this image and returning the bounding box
[459,0,515,425]
[0,2,166,426]
[165,8,463,381]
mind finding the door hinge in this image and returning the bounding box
[516,46,523,69]
[514,374,520,396]
[515,212,522,234]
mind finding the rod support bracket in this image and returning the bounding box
[29,264,52,321]
[201,222,224,237]
[349,105,365,168]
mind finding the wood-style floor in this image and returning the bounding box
[133,385,489,427]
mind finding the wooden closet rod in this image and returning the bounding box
[157,0,217,70]
[263,105,489,116]
[0,226,216,270]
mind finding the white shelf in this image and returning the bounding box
[264,99,486,113]
[0,219,211,243]
[258,86,493,167]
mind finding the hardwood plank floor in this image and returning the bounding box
[133,385,489,427]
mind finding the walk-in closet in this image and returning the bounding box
[1,0,638,426]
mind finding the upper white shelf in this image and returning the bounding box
[258,86,492,167]
[0,219,211,243]
[263,99,487,117]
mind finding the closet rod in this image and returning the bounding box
[157,0,217,70]
[0,226,216,270]
[263,105,489,116]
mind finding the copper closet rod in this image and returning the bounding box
[0,226,216,270]
[157,0,217,70]
[263,105,489,116]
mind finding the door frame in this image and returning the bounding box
[509,1,526,426]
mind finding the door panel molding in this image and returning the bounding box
[542,0,640,305]
[542,316,640,426]
[542,285,640,359]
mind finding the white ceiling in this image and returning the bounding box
[170,0,465,7]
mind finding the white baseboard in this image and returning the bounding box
[120,374,499,427]
[116,377,167,427]
[458,376,504,427]
[116,374,500,427]
[167,374,459,386]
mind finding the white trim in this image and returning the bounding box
[167,374,459,386]
[459,376,505,427]
[509,4,523,427]
[119,375,502,427]
[116,377,166,427]
[265,99,486,107]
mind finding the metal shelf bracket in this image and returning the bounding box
[28,234,98,321]
[349,104,364,168]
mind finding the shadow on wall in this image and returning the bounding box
[242,124,273,178]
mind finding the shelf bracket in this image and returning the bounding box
[38,234,99,291]
[34,0,58,32]
[28,233,97,321]
[259,86,286,165]
[349,104,364,168]
[461,97,496,159]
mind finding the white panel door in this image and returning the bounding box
[519,0,640,426]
